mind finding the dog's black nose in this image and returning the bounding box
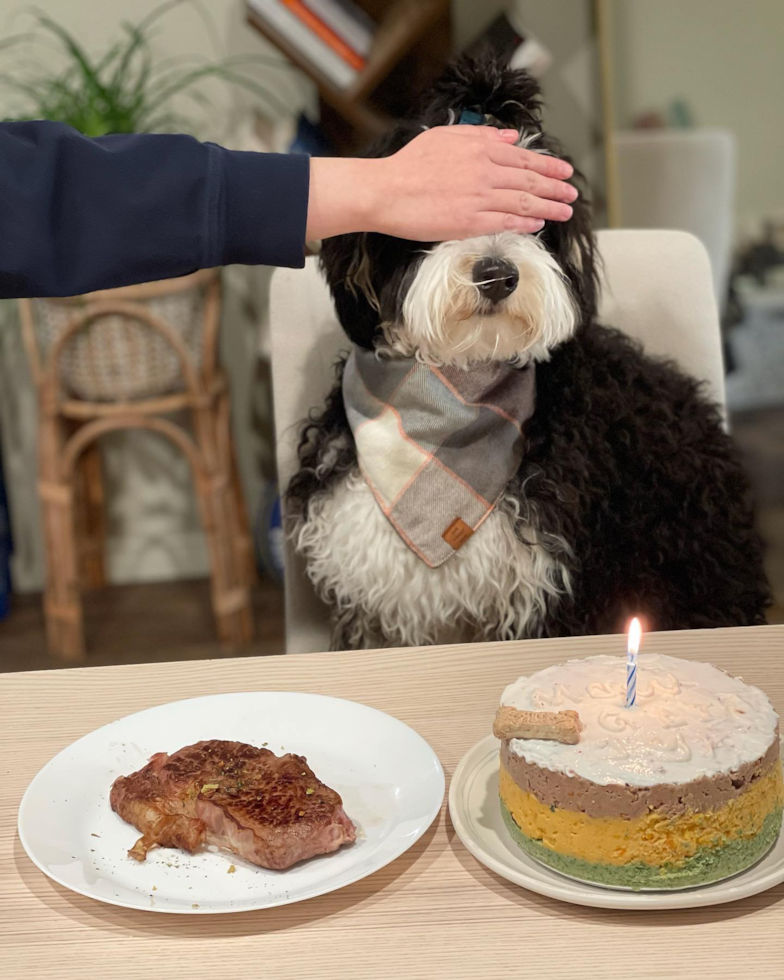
[472,257,519,304]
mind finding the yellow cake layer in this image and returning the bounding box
[499,762,784,867]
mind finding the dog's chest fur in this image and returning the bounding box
[295,467,572,649]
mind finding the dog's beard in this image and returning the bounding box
[387,233,576,367]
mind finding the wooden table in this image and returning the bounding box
[2,626,784,980]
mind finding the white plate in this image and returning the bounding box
[19,692,444,914]
[448,735,784,910]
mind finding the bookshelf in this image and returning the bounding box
[246,0,452,152]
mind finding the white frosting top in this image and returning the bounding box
[501,654,778,787]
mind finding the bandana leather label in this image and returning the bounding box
[442,517,474,550]
[342,347,536,568]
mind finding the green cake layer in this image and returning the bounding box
[501,800,782,891]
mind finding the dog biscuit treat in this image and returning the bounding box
[493,706,582,743]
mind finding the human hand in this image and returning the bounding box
[370,125,577,239]
[306,126,577,243]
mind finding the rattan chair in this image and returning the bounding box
[19,269,255,661]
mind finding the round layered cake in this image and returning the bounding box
[499,654,783,890]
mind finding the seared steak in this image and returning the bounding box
[110,739,356,869]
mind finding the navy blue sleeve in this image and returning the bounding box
[0,120,310,298]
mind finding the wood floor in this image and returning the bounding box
[0,579,285,672]
[1,405,782,672]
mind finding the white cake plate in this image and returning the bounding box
[448,734,784,910]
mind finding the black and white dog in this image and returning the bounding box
[287,57,770,650]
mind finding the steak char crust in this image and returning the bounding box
[110,739,356,869]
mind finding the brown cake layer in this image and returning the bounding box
[501,731,780,819]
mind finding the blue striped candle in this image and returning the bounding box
[625,617,642,708]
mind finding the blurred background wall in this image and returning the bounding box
[610,0,784,240]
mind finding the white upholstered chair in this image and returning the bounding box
[271,229,724,654]
[614,130,736,311]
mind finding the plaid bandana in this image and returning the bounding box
[342,348,536,568]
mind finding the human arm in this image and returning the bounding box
[0,120,309,299]
[0,121,576,300]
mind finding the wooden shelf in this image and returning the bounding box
[347,0,448,102]
[246,6,390,137]
[246,0,451,152]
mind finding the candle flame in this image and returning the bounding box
[628,617,642,657]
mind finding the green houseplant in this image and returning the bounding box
[1,1,291,400]
[0,1,289,136]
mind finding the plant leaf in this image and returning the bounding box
[141,63,290,121]
[29,9,111,104]
[0,3,289,136]
[0,32,37,54]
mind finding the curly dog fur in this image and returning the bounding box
[286,56,770,649]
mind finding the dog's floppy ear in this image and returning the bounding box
[537,140,599,327]
[319,124,419,349]
[319,232,382,350]
[544,174,598,327]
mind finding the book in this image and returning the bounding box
[280,0,366,70]
[302,0,376,58]
[248,0,358,89]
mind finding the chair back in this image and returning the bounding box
[615,129,735,309]
[19,270,221,403]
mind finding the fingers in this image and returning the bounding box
[428,126,575,179]
[487,189,573,222]
[489,141,574,179]
[474,213,546,236]
[441,125,518,140]
[493,166,578,203]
